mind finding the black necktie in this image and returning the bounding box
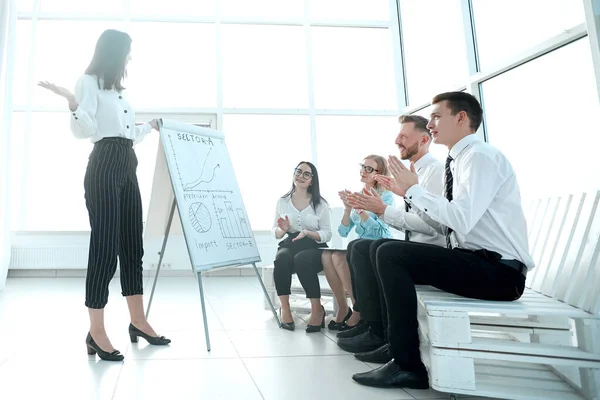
[444,155,454,248]
[404,200,410,241]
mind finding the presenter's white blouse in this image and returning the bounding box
[272,196,332,244]
[70,74,152,143]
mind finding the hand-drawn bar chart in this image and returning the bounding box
[218,201,251,239]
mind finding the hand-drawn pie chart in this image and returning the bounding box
[189,203,212,233]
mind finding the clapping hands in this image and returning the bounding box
[277,215,290,232]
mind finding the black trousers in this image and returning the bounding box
[84,137,144,309]
[350,238,398,336]
[273,235,325,299]
[375,241,526,372]
[345,238,362,312]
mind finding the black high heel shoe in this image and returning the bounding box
[327,308,353,331]
[306,306,326,333]
[129,323,171,345]
[86,332,124,362]
[279,308,295,331]
[280,321,296,331]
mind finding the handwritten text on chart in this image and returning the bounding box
[195,239,218,252]
[226,240,254,251]
[177,133,214,146]
[184,193,210,201]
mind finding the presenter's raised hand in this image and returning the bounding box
[277,215,290,232]
[38,81,76,105]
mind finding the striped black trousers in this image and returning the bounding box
[84,137,144,309]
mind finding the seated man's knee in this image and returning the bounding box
[353,239,373,255]
[375,242,408,274]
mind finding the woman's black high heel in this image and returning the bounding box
[306,306,326,333]
[129,323,171,345]
[279,308,295,331]
[327,308,353,331]
[280,321,296,331]
[86,332,124,362]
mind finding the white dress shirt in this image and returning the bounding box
[406,134,535,269]
[272,196,332,244]
[70,74,152,143]
[382,152,446,247]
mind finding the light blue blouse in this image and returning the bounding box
[338,190,395,240]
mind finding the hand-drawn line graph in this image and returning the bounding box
[183,147,221,191]
[189,203,212,233]
[214,201,251,239]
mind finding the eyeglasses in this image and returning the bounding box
[294,168,313,180]
[359,164,378,174]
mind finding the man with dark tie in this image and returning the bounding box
[336,115,445,359]
[351,91,534,390]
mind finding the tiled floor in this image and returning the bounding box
[0,275,483,400]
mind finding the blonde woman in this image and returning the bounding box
[322,155,395,331]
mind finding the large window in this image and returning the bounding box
[9,113,26,230]
[399,0,469,106]
[221,0,303,19]
[11,2,402,232]
[472,0,585,71]
[316,116,398,209]
[482,38,600,202]
[309,0,389,21]
[9,0,600,235]
[38,0,125,13]
[20,113,93,230]
[11,21,31,108]
[221,25,308,108]
[222,115,312,231]
[311,27,397,110]
[127,23,217,109]
[129,0,216,17]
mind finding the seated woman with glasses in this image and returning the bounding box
[322,155,394,331]
[272,161,332,333]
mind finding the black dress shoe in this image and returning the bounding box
[327,308,352,331]
[354,343,392,364]
[352,360,429,389]
[280,321,295,331]
[129,323,171,345]
[306,306,326,333]
[336,320,368,339]
[86,332,124,362]
[337,328,385,353]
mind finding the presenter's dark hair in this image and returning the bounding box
[85,29,132,92]
[282,161,327,210]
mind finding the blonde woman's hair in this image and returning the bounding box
[364,154,389,193]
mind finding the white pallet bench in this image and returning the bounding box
[417,191,600,400]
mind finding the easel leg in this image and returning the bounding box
[196,271,211,352]
[146,199,177,320]
[252,262,281,327]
